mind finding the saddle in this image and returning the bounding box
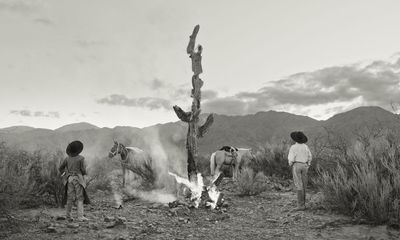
[219,146,238,153]
[219,146,238,165]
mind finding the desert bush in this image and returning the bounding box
[86,157,115,193]
[236,167,268,196]
[249,142,292,179]
[317,137,400,224]
[0,142,65,208]
[24,150,65,207]
[125,158,156,189]
[0,143,31,193]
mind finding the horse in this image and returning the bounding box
[108,141,154,187]
[210,148,255,180]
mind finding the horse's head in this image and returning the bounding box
[109,140,121,158]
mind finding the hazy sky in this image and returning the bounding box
[1,0,400,129]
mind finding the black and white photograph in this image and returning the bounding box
[1,0,400,239]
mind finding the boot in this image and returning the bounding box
[66,200,73,221]
[77,200,88,221]
[296,190,305,211]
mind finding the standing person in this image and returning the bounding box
[288,131,312,210]
[59,140,90,221]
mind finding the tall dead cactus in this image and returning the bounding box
[173,25,214,181]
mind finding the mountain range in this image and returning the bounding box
[1,106,399,161]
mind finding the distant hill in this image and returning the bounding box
[55,122,100,132]
[0,126,36,134]
[324,106,400,132]
[199,111,320,153]
[1,106,399,162]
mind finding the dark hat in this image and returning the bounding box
[290,131,308,144]
[66,140,84,157]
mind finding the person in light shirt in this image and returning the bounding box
[288,131,312,210]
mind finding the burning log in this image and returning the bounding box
[168,172,225,210]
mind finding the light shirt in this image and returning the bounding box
[288,143,312,166]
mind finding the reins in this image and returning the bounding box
[109,142,120,157]
[109,142,129,160]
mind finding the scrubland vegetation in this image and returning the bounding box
[2,125,400,227]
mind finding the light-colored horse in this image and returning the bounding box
[108,141,153,187]
[210,148,255,180]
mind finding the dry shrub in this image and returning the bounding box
[249,142,291,179]
[86,157,115,193]
[0,142,65,208]
[236,167,268,196]
[26,153,65,207]
[127,159,156,189]
[318,137,400,224]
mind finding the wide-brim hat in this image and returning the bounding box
[66,140,84,157]
[290,131,308,144]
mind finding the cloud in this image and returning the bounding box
[10,110,60,118]
[10,109,31,116]
[202,96,253,115]
[97,94,171,110]
[76,40,108,48]
[97,54,400,119]
[202,90,218,100]
[150,78,166,90]
[202,54,400,119]
[33,18,53,26]
[0,0,39,13]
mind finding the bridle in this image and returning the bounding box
[109,142,120,157]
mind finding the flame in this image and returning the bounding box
[168,172,204,208]
[168,172,222,209]
[206,186,221,209]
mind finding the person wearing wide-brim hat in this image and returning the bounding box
[288,131,312,210]
[59,140,90,221]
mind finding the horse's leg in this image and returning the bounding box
[234,163,239,181]
[122,165,126,188]
[232,164,236,180]
[214,164,221,179]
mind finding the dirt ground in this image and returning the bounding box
[1,179,399,240]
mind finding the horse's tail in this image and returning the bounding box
[210,152,216,176]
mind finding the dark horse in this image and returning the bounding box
[108,141,154,187]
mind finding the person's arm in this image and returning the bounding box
[288,146,295,167]
[80,157,87,176]
[306,146,312,166]
[59,158,67,173]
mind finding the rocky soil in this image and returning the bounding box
[1,180,399,240]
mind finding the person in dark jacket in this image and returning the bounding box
[59,140,90,221]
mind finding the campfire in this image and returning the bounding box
[168,172,225,209]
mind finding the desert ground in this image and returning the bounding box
[2,179,398,240]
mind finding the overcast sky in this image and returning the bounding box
[1,0,400,129]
